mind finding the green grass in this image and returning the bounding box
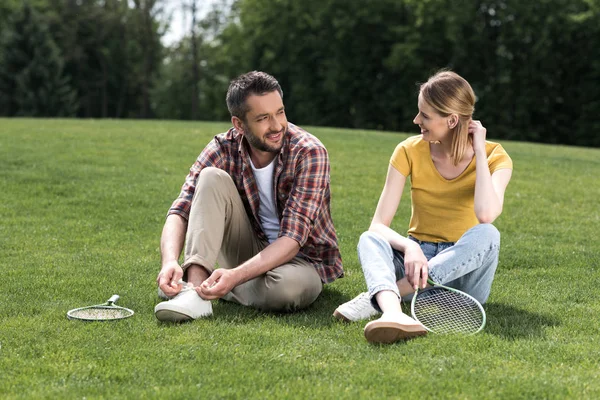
[1,118,599,399]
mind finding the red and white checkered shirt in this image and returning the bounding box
[168,123,344,284]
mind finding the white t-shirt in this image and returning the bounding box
[249,158,280,243]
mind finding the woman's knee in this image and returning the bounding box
[467,224,500,247]
[358,231,392,256]
[358,230,385,245]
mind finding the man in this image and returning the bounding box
[154,71,343,322]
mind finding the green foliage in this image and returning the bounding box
[0,0,21,31]
[466,0,600,146]
[0,0,598,146]
[227,0,417,130]
[211,0,599,146]
[0,0,46,34]
[0,2,76,117]
[152,3,234,121]
[45,0,165,118]
[0,0,165,118]
[1,118,600,398]
[170,0,598,145]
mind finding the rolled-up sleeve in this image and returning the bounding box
[279,145,330,246]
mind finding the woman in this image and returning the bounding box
[334,70,513,344]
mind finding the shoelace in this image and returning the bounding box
[176,279,195,292]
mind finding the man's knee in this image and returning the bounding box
[257,268,322,312]
[192,167,236,205]
[197,167,231,186]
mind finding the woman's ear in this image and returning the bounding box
[448,115,459,129]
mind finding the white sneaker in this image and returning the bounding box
[157,286,171,300]
[154,285,212,322]
[333,292,380,322]
[157,279,193,300]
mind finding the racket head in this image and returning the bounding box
[410,285,486,335]
[67,295,134,321]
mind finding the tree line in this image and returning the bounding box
[1,0,598,146]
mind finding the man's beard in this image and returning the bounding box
[244,125,286,153]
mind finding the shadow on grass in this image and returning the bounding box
[155,286,352,329]
[484,302,559,340]
[154,291,559,340]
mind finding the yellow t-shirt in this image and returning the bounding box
[390,135,513,243]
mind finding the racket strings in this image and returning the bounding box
[68,306,133,321]
[413,288,484,334]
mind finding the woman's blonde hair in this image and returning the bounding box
[419,70,476,165]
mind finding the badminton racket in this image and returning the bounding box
[411,279,486,334]
[67,295,134,321]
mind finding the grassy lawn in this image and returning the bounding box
[1,118,599,399]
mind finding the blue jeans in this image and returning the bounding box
[358,224,500,311]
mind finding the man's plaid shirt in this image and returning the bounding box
[168,123,344,284]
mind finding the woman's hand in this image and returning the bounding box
[469,120,487,155]
[403,241,429,290]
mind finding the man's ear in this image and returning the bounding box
[232,116,245,133]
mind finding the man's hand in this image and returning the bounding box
[156,261,184,298]
[196,269,241,300]
[403,241,429,290]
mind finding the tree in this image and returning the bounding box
[44,0,166,118]
[0,0,22,34]
[0,2,76,117]
[223,0,600,146]
[131,0,165,118]
[189,0,200,119]
[225,0,417,130]
[152,0,236,121]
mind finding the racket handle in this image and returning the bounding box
[107,295,120,304]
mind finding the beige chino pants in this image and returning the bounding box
[181,167,322,311]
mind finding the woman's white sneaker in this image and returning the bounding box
[154,286,212,322]
[333,292,380,322]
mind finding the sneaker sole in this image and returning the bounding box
[154,309,194,322]
[364,320,427,344]
[332,309,351,322]
[333,308,379,322]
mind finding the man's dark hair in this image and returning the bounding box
[226,71,283,121]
